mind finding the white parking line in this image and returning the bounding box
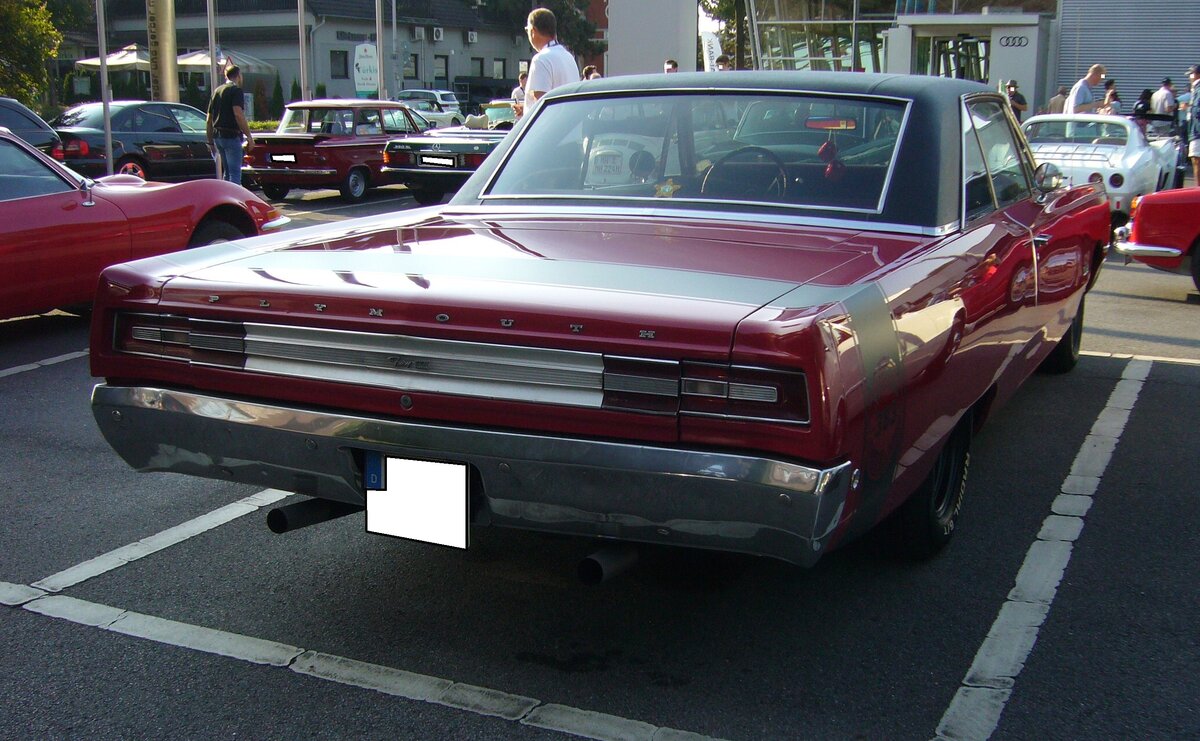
[934,358,1151,740]
[2,587,719,740]
[31,489,290,592]
[0,349,88,379]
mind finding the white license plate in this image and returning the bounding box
[271,153,297,163]
[366,458,468,549]
[420,155,456,168]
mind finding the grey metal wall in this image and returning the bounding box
[1057,0,1200,101]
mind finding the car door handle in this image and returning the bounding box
[1033,233,1052,248]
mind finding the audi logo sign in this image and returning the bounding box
[998,36,1029,48]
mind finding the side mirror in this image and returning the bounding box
[1033,162,1063,194]
[82,178,96,207]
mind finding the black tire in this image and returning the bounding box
[1191,239,1200,293]
[1040,296,1084,374]
[411,188,444,206]
[340,168,369,202]
[189,220,244,247]
[262,183,290,201]
[450,118,462,126]
[894,415,972,560]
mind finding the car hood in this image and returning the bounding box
[147,210,923,359]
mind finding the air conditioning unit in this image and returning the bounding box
[467,30,478,44]
[432,26,444,42]
[412,26,425,41]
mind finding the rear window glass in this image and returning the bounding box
[485,92,907,214]
[53,104,105,128]
[1024,120,1128,146]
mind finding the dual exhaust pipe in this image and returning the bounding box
[268,498,638,584]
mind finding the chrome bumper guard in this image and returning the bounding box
[92,385,851,566]
[1112,225,1183,259]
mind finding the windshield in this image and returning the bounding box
[1024,120,1128,146]
[485,92,906,213]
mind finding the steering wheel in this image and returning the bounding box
[701,145,788,200]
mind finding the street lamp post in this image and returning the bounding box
[95,0,114,176]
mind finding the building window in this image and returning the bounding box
[331,50,349,79]
[493,58,506,79]
[471,57,485,77]
[404,53,418,79]
[434,54,448,84]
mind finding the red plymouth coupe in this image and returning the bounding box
[1113,186,1200,292]
[244,99,429,202]
[0,127,287,321]
[90,73,1110,572]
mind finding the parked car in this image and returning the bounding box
[381,124,507,205]
[0,97,59,154]
[243,99,427,202]
[0,127,287,320]
[397,98,463,128]
[394,89,462,115]
[1112,186,1200,292]
[1022,114,1177,223]
[49,100,215,181]
[89,72,1109,573]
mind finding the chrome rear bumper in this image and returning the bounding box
[1112,225,1183,259]
[91,384,851,566]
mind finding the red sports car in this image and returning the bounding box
[1113,186,1200,292]
[0,127,288,320]
[89,73,1110,573]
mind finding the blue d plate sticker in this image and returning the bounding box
[363,451,386,490]
[366,459,468,549]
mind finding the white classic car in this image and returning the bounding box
[1022,114,1178,222]
[396,98,463,128]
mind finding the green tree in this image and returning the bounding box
[289,78,301,102]
[699,0,746,68]
[46,0,91,31]
[0,0,63,106]
[480,0,605,61]
[270,73,285,118]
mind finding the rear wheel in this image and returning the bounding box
[1040,296,1084,374]
[894,414,972,559]
[117,157,148,179]
[411,188,444,206]
[340,168,368,202]
[262,183,290,201]
[189,220,244,247]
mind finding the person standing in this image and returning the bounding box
[205,65,254,184]
[511,72,528,104]
[714,54,732,71]
[1045,85,1069,114]
[515,8,579,119]
[1005,79,1028,121]
[1065,64,1106,114]
[1187,64,1200,185]
[1100,79,1121,114]
[1150,77,1177,135]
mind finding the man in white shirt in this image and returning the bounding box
[1150,77,1177,135]
[1065,64,1106,114]
[514,8,579,119]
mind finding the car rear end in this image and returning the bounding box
[244,133,339,189]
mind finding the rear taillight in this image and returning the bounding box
[680,362,809,424]
[1109,173,1124,188]
[1128,195,1141,221]
[1088,172,1103,184]
[115,313,245,368]
[602,356,680,414]
[61,139,90,158]
[51,143,64,160]
[383,150,415,166]
[461,152,488,168]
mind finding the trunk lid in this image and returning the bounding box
[153,213,901,359]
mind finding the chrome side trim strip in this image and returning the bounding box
[260,216,292,232]
[243,167,338,176]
